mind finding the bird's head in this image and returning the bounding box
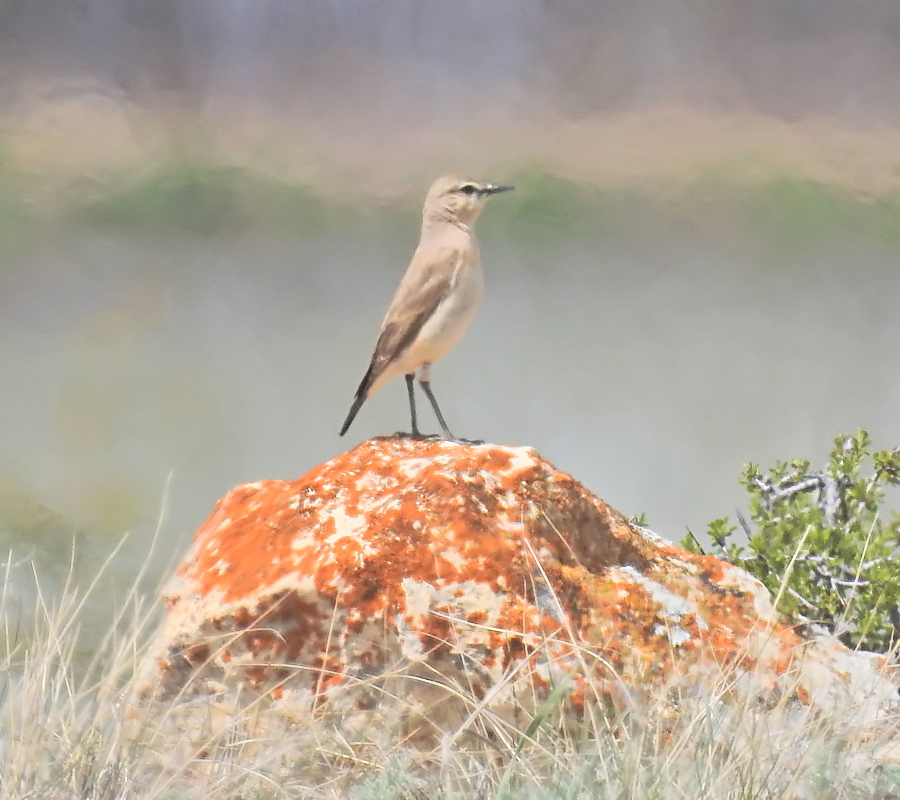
[423,175,514,227]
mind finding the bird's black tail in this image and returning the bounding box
[339,392,367,436]
[339,363,375,436]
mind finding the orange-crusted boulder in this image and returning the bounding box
[140,438,896,724]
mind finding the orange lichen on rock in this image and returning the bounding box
[139,437,897,725]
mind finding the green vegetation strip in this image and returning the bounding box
[1,158,900,247]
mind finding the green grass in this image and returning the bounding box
[701,174,900,249]
[68,161,360,238]
[1,151,900,250]
[484,170,634,244]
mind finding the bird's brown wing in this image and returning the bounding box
[339,244,461,436]
[372,249,461,370]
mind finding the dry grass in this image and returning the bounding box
[2,530,899,800]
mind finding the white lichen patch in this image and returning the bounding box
[289,528,321,550]
[499,447,540,480]
[170,573,324,636]
[321,506,374,552]
[654,623,692,647]
[494,518,526,540]
[395,613,426,660]
[257,573,319,602]
[400,578,438,625]
[395,458,434,480]
[633,525,673,548]
[438,546,466,572]
[400,578,506,637]
[618,565,697,624]
[215,517,233,534]
[477,470,503,491]
[716,562,777,622]
[355,493,398,516]
[212,559,230,576]
[354,471,398,495]
[451,581,507,621]
[155,585,232,644]
[502,490,520,509]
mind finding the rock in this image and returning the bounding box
[138,438,898,731]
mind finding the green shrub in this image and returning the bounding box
[683,431,900,652]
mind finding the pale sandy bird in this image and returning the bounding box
[340,175,514,439]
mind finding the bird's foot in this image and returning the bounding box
[393,430,441,441]
[453,437,485,446]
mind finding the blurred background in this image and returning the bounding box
[0,1,899,634]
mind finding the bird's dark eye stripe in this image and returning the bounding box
[459,184,478,195]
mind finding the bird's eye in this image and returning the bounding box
[459,184,478,195]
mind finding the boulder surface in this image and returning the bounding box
[141,438,896,725]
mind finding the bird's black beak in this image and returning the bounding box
[483,183,515,196]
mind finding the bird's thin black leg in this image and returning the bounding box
[405,373,420,437]
[419,379,454,440]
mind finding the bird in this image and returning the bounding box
[340,174,514,439]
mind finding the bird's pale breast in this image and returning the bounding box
[410,257,484,364]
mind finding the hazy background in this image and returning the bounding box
[0,1,899,628]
